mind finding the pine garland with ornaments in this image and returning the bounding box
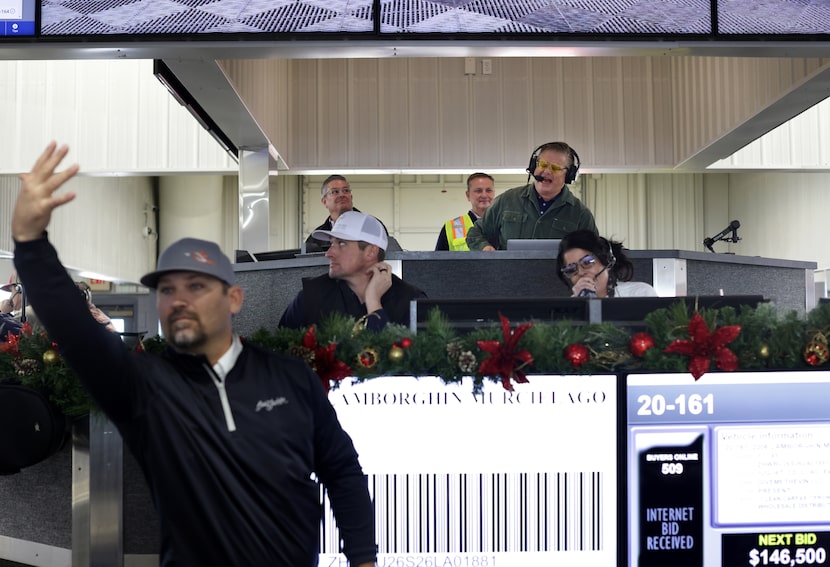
[10,300,830,417]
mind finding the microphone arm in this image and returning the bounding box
[16,284,26,323]
[704,220,741,253]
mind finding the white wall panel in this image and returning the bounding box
[349,60,381,167]
[528,59,567,154]
[643,174,704,252]
[317,60,350,167]
[671,57,830,166]
[592,59,624,166]
[218,59,291,158]
[230,57,679,172]
[499,59,532,164]
[438,59,472,167]
[267,175,301,252]
[378,59,411,167]
[725,172,827,265]
[408,59,441,168]
[0,60,236,175]
[710,97,830,169]
[70,176,155,284]
[0,174,155,283]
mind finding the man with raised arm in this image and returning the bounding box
[12,142,377,567]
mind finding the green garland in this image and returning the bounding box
[4,300,830,418]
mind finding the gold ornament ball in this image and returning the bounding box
[388,345,405,363]
[758,344,770,359]
[43,349,59,365]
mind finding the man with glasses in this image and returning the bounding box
[466,141,597,250]
[304,175,359,253]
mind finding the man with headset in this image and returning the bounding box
[465,141,597,251]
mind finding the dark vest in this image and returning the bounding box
[301,274,424,327]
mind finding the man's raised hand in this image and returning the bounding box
[12,142,79,242]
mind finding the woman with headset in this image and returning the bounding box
[556,230,658,298]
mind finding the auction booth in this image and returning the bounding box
[0,250,824,567]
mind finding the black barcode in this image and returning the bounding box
[320,472,603,554]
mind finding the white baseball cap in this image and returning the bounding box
[311,211,388,251]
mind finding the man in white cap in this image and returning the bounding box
[11,142,377,567]
[281,210,425,331]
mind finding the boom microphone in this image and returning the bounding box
[532,174,545,182]
[703,220,741,252]
[712,220,740,242]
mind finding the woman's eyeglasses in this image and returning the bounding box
[560,254,597,277]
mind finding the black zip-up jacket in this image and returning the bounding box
[15,237,377,566]
[279,273,425,331]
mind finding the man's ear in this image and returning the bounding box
[228,285,245,315]
[365,244,379,261]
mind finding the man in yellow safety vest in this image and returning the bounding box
[435,172,495,251]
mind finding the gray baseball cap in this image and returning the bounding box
[311,211,388,251]
[140,238,235,289]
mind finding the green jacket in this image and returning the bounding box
[466,183,597,250]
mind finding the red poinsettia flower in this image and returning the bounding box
[0,332,20,355]
[664,312,741,380]
[477,313,534,391]
[302,325,352,393]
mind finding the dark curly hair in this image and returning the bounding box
[556,230,634,295]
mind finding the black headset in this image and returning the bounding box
[76,282,92,304]
[604,238,616,271]
[526,142,581,185]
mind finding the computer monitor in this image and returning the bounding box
[410,297,589,333]
[506,239,562,252]
[234,249,303,263]
[599,295,766,328]
[410,295,767,333]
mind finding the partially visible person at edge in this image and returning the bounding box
[0,278,23,339]
[76,281,117,332]
[556,229,658,298]
[434,172,496,251]
[305,174,359,253]
[281,211,426,332]
[12,142,377,567]
[0,273,43,334]
[465,141,597,251]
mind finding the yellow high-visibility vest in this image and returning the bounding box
[443,214,474,251]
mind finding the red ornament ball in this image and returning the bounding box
[564,343,590,368]
[805,341,830,366]
[357,347,379,369]
[629,332,656,357]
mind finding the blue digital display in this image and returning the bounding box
[0,0,36,37]
[627,372,830,567]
